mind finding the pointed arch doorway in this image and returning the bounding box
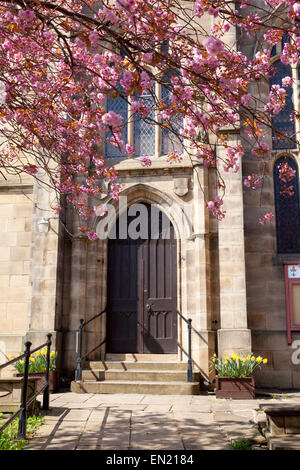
[106,203,178,354]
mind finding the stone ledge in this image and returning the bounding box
[265,431,300,450]
[259,404,300,416]
[260,404,300,436]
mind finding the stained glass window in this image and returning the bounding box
[270,61,296,150]
[161,72,183,155]
[274,156,300,253]
[133,90,155,157]
[105,90,128,158]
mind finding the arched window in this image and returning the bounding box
[274,156,300,253]
[270,61,296,150]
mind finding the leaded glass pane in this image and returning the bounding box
[106,92,128,158]
[270,61,296,150]
[133,90,155,157]
[274,156,300,253]
[161,72,183,155]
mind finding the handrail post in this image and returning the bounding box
[76,319,84,381]
[43,333,52,411]
[17,341,31,439]
[187,319,193,382]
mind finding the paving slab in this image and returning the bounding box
[23,391,300,450]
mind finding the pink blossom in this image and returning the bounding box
[143,53,153,64]
[140,157,152,167]
[202,37,224,56]
[206,196,226,220]
[86,230,98,240]
[102,111,123,128]
[94,205,108,217]
[241,93,252,107]
[244,174,263,189]
[282,76,293,87]
[23,165,38,175]
[19,10,36,23]
[140,71,153,91]
[259,212,274,225]
[125,144,135,156]
[89,31,99,44]
[293,3,300,15]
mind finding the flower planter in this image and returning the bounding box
[215,376,255,399]
[15,370,58,394]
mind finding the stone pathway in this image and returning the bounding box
[24,391,300,450]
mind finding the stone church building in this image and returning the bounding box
[0,9,300,392]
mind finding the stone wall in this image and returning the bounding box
[0,174,61,378]
[0,182,33,367]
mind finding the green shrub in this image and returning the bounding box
[231,439,253,450]
[0,413,44,450]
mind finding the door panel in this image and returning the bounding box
[107,238,140,353]
[141,227,178,353]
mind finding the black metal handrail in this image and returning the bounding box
[0,333,52,439]
[76,307,106,381]
[177,311,193,382]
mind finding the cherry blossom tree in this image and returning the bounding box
[0,0,299,238]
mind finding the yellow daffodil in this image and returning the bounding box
[20,360,24,365]
[50,351,55,357]
[213,353,217,358]
[263,358,268,364]
[29,357,35,362]
[212,358,216,363]
[242,358,247,363]
[236,355,240,360]
[225,355,229,360]
[232,354,237,360]
[256,356,263,363]
[224,360,228,365]
[246,355,251,360]
[35,351,40,357]
[8,355,13,359]
[251,356,255,361]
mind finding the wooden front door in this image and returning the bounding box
[107,204,177,353]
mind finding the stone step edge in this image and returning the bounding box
[82,369,197,373]
[77,380,200,385]
[86,361,187,365]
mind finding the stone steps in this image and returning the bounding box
[105,353,178,361]
[71,356,200,395]
[86,361,188,371]
[71,380,200,395]
[81,369,199,382]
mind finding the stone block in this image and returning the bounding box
[7,217,25,232]
[217,329,252,358]
[10,275,29,288]
[10,246,30,261]
[0,247,10,261]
